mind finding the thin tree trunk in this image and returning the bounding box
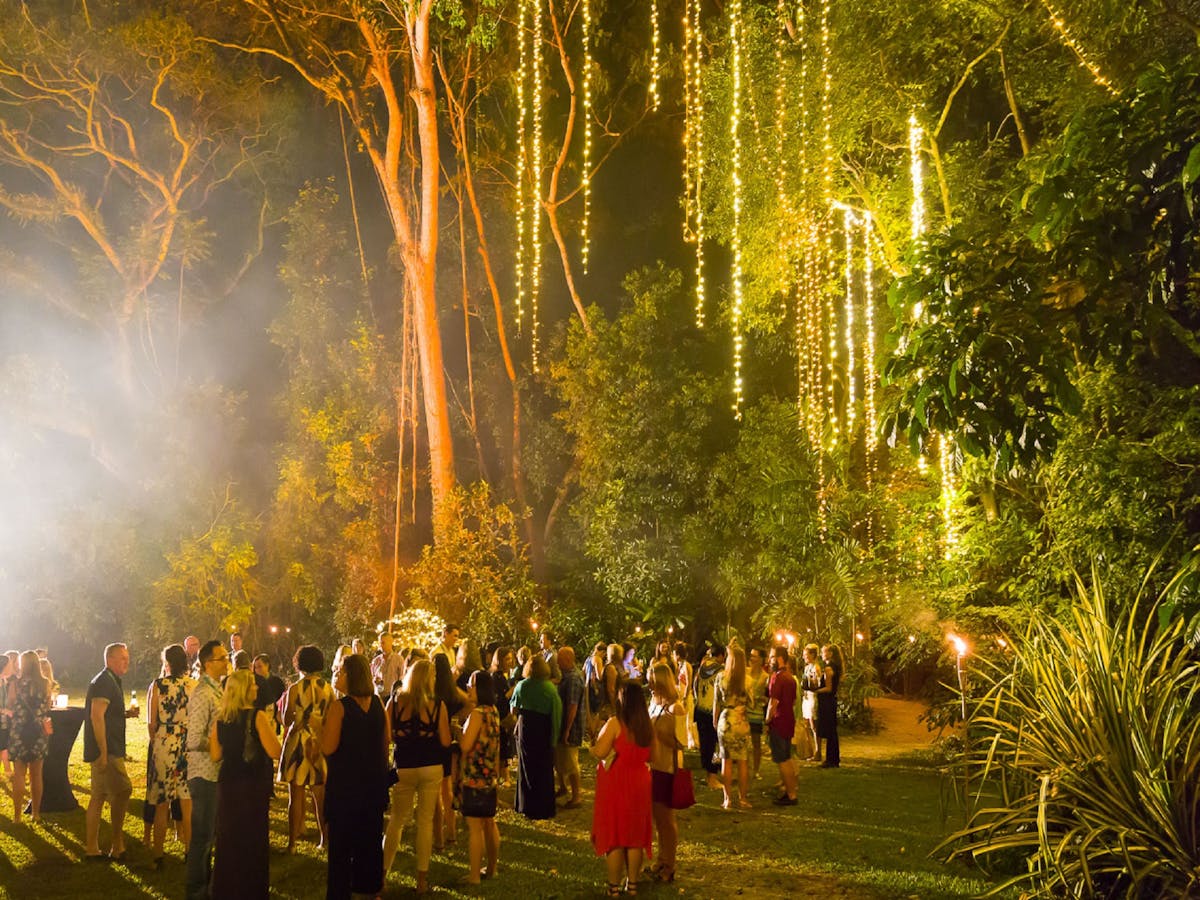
[998,49,1030,158]
[543,0,591,335]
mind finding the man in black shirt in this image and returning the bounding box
[83,642,138,861]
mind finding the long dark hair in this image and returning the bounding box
[434,653,459,709]
[617,681,653,748]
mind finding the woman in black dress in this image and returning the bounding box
[321,654,389,900]
[511,655,561,820]
[489,647,516,784]
[814,644,843,768]
[209,670,281,898]
[433,653,467,847]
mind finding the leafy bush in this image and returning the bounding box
[939,564,1200,898]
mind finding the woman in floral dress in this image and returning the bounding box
[278,645,333,852]
[10,650,51,822]
[713,646,752,809]
[459,669,501,885]
[147,644,194,862]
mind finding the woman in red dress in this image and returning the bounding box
[591,680,655,896]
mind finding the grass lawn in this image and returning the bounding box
[0,698,1002,899]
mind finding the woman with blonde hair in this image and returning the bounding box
[210,669,282,897]
[10,650,51,822]
[800,644,822,761]
[713,646,751,809]
[383,658,451,895]
[648,662,688,883]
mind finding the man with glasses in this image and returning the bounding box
[186,640,228,899]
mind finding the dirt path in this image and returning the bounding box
[851,695,939,759]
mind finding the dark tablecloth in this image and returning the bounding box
[42,707,86,812]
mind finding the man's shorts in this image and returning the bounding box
[554,743,580,778]
[90,757,133,801]
[768,731,793,764]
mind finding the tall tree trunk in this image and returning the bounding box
[406,1,456,533]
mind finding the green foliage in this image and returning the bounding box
[886,56,1200,467]
[263,182,397,637]
[403,482,537,644]
[940,564,1200,897]
[152,497,260,637]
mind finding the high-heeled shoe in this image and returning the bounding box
[654,865,675,883]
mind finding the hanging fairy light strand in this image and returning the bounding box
[729,0,745,418]
[515,0,529,335]
[820,0,837,445]
[530,0,544,371]
[908,114,925,246]
[862,211,878,468]
[696,0,700,328]
[649,0,661,111]
[940,434,959,556]
[581,0,593,273]
[1041,0,1119,95]
[863,210,878,546]
[843,207,856,430]
[775,0,792,321]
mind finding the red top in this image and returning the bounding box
[767,670,797,740]
[591,724,653,858]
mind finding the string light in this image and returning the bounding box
[908,114,925,246]
[530,0,544,371]
[1041,0,1119,95]
[649,0,661,111]
[515,0,529,335]
[730,0,745,418]
[775,0,791,319]
[863,211,877,468]
[691,0,705,328]
[863,211,878,547]
[940,433,959,557]
[820,0,836,444]
[581,0,592,273]
[843,207,856,430]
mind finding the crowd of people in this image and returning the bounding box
[0,626,845,897]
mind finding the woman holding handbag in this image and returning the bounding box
[648,663,691,884]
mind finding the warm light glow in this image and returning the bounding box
[581,0,592,273]
[729,0,745,419]
[269,625,279,635]
[948,634,968,657]
[940,432,959,557]
[515,0,529,336]
[530,619,539,631]
[55,693,68,709]
[907,634,916,643]
[996,637,1008,649]
[863,211,878,501]
[649,0,661,111]
[1041,0,1119,95]
[909,114,925,243]
[843,208,856,430]
[530,0,544,372]
[855,631,864,642]
[684,0,706,327]
[785,632,796,646]
[820,0,837,444]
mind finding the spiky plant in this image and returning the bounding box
[939,564,1200,898]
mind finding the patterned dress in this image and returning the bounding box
[461,705,500,791]
[9,679,50,762]
[714,673,751,763]
[148,675,194,804]
[278,673,333,785]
